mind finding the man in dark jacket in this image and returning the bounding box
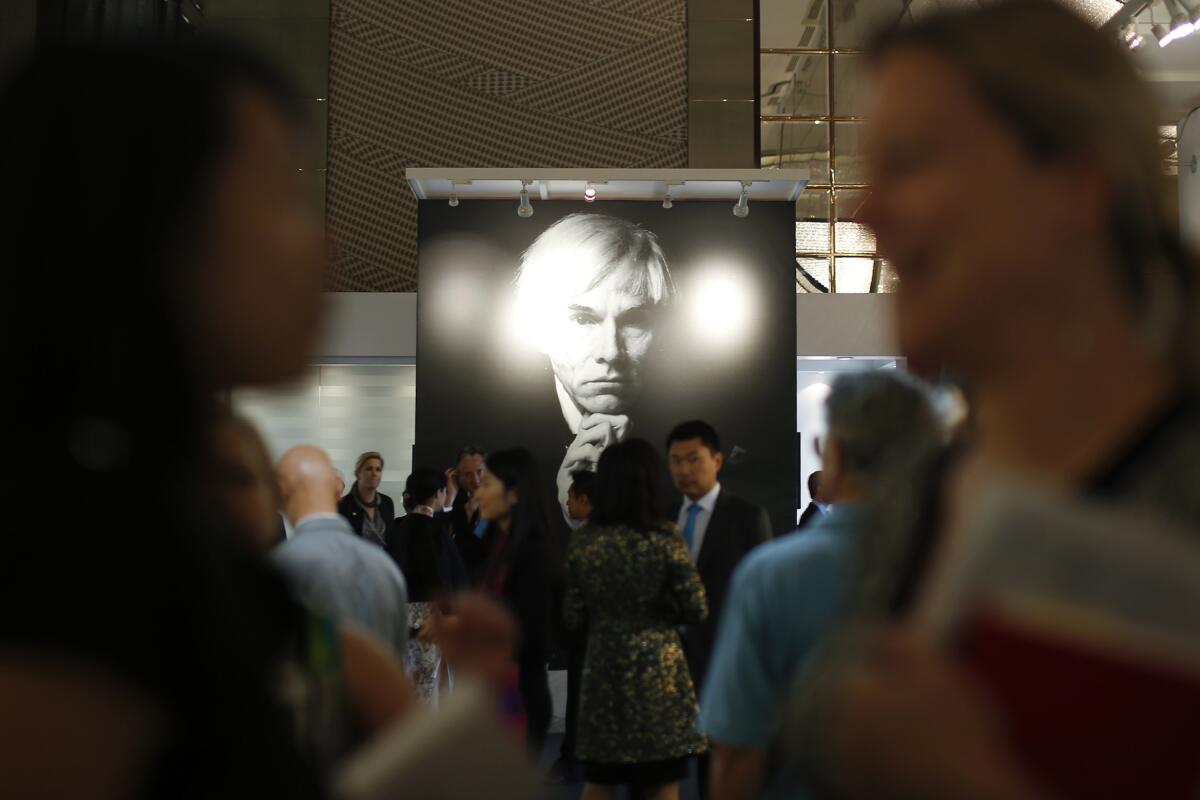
[796,470,827,530]
[444,446,489,585]
[667,420,772,799]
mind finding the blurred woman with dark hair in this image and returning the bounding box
[780,2,1200,798]
[387,467,467,702]
[473,448,559,755]
[0,38,327,798]
[565,438,707,800]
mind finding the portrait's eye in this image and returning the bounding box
[569,311,599,327]
[618,309,653,332]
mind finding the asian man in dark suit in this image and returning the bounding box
[666,420,772,799]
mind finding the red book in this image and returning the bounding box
[960,595,1200,800]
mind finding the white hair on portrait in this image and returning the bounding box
[513,214,677,347]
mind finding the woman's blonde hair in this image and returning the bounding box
[871,0,1197,362]
[355,451,384,474]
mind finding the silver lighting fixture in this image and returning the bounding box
[732,184,750,218]
[448,188,459,207]
[1169,0,1196,36]
[662,194,673,209]
[1160,0,1196,44]
[517,181,534,218]
[583,183,597,202]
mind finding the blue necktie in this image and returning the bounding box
[683,503,703,554]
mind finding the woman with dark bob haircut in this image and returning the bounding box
[564,439,708,800]
[472,447,560,753]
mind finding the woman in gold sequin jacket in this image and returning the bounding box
[564,438,708,800]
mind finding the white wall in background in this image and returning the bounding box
[234,364,417,504]
[316,293,418,359]
[796,294,896,356]
[796,375,833,517]
[794,357,904,520]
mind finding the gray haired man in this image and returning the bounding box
[514,213,676,521]
[700,370,942,800]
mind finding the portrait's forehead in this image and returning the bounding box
[561,259,656,306]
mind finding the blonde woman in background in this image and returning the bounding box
[339,451,397,547]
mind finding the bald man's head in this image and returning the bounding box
[277,444,341,525]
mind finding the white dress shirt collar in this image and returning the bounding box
[293,511,345,530]
[686,481,722,514]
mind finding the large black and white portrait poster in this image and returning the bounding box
[416,200,797,537]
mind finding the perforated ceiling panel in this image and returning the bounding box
[327,0,688,291]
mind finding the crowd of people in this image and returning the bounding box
[2,0,1198,798]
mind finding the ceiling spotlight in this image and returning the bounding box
[583,183,597,203]
[662,194,673,209]
[448,189,459,207]
[1168,0,1196,40]
[518,182,534,218]
[732,184,750,218]
[1153,22,1170,44]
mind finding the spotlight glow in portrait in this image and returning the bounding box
[684,260,758,355]
[423,236,501,340]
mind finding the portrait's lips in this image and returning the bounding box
[584,380,630,393]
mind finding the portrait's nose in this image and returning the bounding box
[593,317,621,363]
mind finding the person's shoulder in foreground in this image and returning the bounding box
[701,506,864,749]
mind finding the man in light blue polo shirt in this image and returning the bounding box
[701,371,941,799]
[274,445,409,657]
